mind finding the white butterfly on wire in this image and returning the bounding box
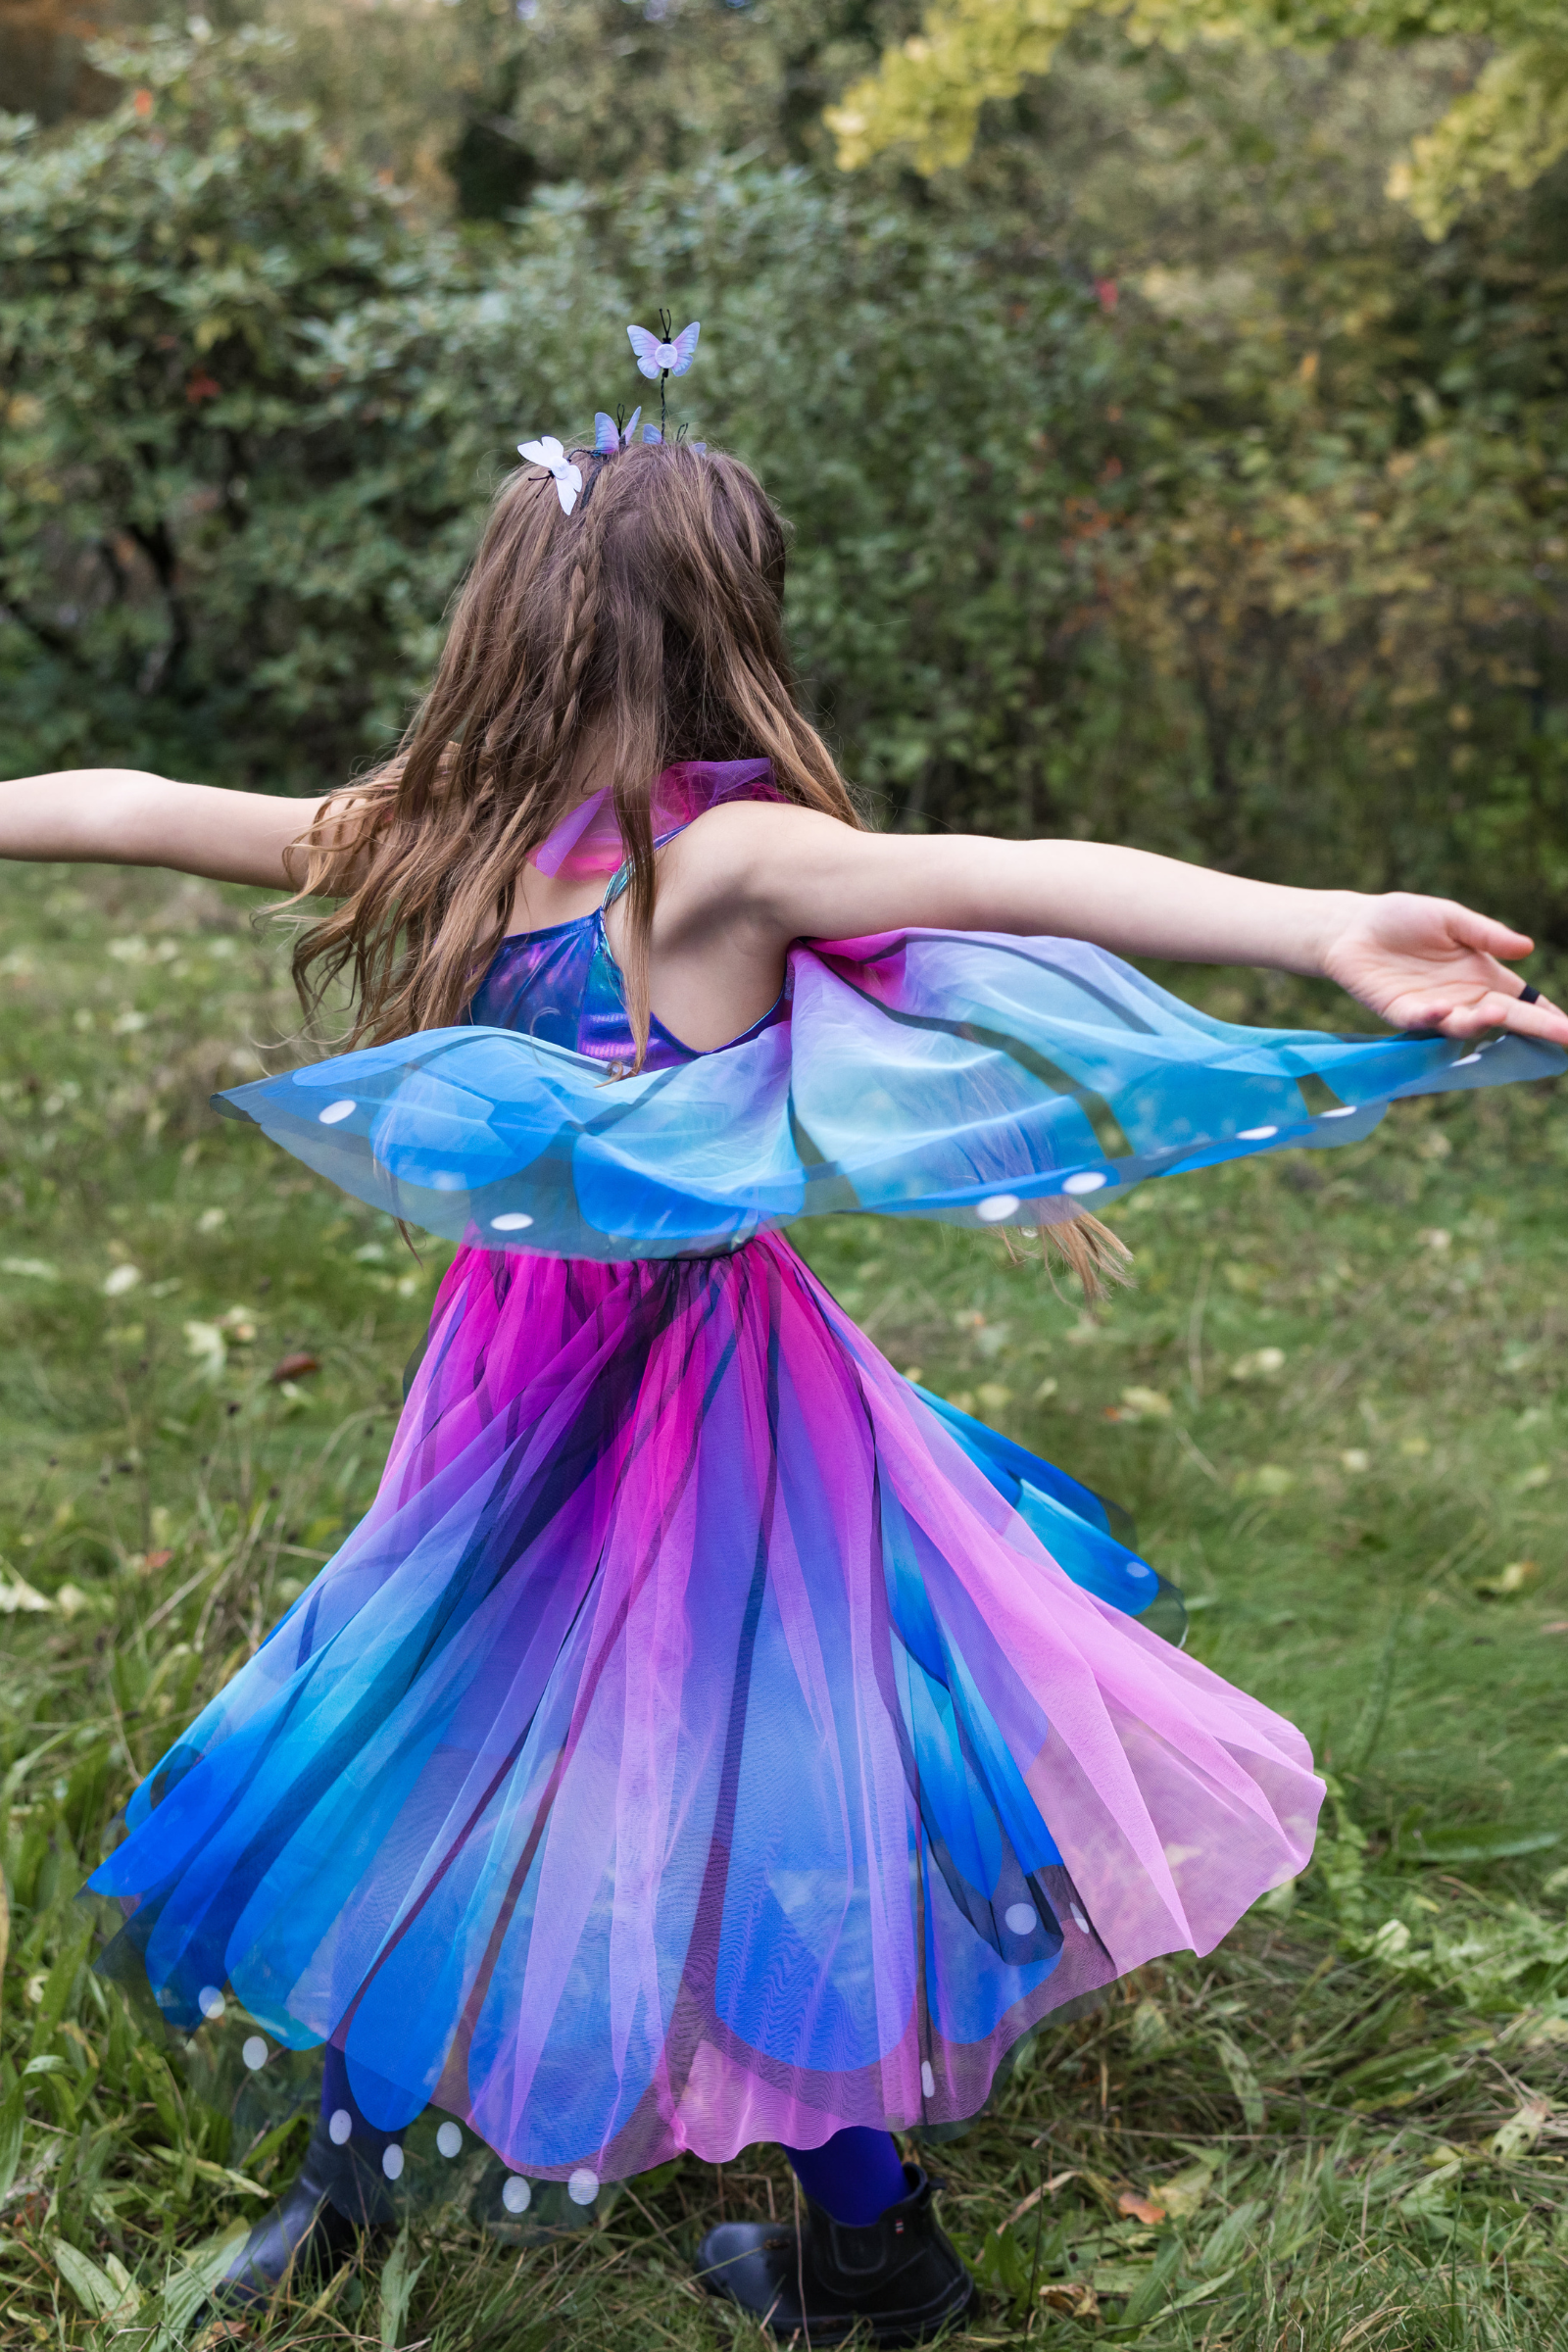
[626,319,700,381]
[517,434,583,514]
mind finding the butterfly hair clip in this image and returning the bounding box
[593,406,709,466]
[594,406,658,452]
[521,318,704,508]
[626,313,699,437]
[517,434,583,515]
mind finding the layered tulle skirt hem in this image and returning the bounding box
[92,1233,1321,2180]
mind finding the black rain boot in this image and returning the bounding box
[695,2163,977,2347]
[210,2111,397,2309]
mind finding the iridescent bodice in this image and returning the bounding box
[466,875,789,1075]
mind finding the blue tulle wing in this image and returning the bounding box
[215,930,1563,1261]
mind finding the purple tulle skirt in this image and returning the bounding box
[94,1232,1320,2182]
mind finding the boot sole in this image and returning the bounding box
[701,2268,979,2346]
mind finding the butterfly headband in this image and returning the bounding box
[517,313,702,515]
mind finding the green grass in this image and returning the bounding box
[3,858,1567,2350]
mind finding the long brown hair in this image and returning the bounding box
[283,436,1128,1300]
[286,438,858,1055]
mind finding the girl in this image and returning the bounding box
[6,431,1564,2345]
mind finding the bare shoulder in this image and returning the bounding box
[682,796,861,851]
[662,799,869,892]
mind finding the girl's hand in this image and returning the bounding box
[1319,893,1568,1047]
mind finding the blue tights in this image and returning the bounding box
[781,2127,908,2227]
[318,2056,906,2230]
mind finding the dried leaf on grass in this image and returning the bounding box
[1150,2154,1221,2218]
[1115,2186,1169,2224]
[1038,2278,1099,2318]
[1003,2168,1078,2226]
[1490,2097,1551,2159]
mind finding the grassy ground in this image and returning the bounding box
[2,857,1567,2351]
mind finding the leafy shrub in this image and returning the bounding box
[3,24,1567,939]
[0,28,1122,812]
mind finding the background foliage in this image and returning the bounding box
[3,14,1568,2346]
[829,0,1568,241]
[1,6,1566,933]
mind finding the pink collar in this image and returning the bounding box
[529,759,779,879]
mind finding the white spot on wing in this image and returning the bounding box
[976,1194,1020,1222]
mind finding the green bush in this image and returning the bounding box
[3,24,1567,938]
[0,28,1128,813]
[0,30,482,788]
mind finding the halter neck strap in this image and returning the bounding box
[601,824,691,911]
[531,759,780,882]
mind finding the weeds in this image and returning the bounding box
[3,860,1567,2346]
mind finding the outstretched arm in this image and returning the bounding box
[657,807,1568,1050]
[0,767,327,888]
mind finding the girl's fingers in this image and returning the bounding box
[1403,989,1568,1046]
[1335,898,1564,1041]
[1446,952,1526,996]
[1493,991,1568,1046]
[1442,904,1534,960]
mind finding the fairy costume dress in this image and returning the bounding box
[90,761,1563,2185]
